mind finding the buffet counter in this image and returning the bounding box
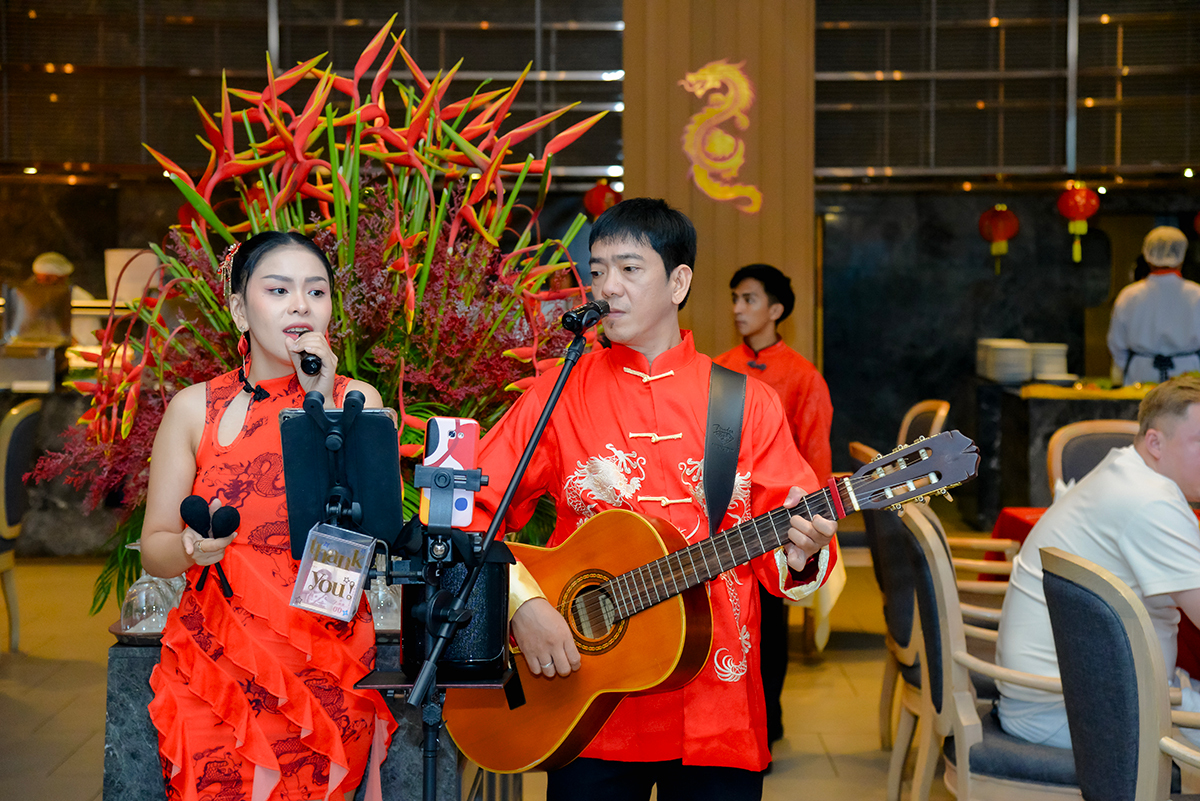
[973,379,1146,530]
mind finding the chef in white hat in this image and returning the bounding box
[1108,226,1199,385]
[29,251,97,345]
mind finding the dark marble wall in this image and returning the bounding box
[820,189,1200,487]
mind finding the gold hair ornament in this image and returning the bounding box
[218,241,242,299]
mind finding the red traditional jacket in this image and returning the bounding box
[470,331,835,770]
[715,339,833,483]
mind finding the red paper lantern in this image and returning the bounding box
[583,179,621,219]
[979,204,1020,275]
[1057,182,1100,263]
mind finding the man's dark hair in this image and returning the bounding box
[589,197,697,309]
[729,263,795,322]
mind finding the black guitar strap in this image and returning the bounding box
[703,364,747,538]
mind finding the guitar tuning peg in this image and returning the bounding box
[871,453,883,462]
[942,490,954,503]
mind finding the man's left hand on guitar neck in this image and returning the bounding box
[782,485,837,572]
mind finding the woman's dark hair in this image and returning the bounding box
[228,230,334,297]
[588,198,697,309]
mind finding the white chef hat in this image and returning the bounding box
[31,251,74,277]
[1142,226,1188,269]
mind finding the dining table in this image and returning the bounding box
[989,505,1200,679]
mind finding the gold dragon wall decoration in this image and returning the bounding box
[679,58,763,214]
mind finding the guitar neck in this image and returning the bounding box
[605,484,847,621]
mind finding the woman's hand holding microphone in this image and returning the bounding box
[287,331,338,403]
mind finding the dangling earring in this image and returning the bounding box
[236,330,269,403]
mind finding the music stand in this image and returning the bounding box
[279,391,404,556]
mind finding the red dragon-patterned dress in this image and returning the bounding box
[149,369,396,801]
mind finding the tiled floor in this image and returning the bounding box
[0,508,961,800]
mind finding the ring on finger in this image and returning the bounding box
[541,660,554,669]
[196,540,206,554]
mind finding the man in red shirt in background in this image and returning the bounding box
[715,263,834,749]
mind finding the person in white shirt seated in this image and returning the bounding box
[1108,225,1199,385]
[996,375,1200,748]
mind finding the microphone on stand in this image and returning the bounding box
[300,352,322,376]
[180,495,237,598]
[561,299,610,333]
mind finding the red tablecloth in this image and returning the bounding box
[990,506,1200,679]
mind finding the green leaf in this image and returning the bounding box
[166,175,235,245]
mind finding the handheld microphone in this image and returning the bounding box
[300,352,322,376]
[180,495,236,598]
[561,299,610,333]
[179,495,210,537]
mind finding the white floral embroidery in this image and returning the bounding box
[563,445,646,527]
[712,573,752,682]
[678,459,752,539]
[679,459,755,683]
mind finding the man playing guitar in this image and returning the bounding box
[466,198,837,801]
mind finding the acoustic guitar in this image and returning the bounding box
[443,430,980,773]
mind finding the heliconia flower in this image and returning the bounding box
[439,88,508,121]
[400,443,425,459]
[351,14,398,105]
[370,32,404,105]
[218,72,236,159]
[402,412,427,431]
[481,64,530,151]
[144,145,196,191]
[455,205,498,248]
[432,60,463,111]
[543,112,609,159]
[504,376,537,393]
[71,349,103,365]
[298,182,335,203]
[502,346,537,363]
[532,357,562,374]
[120,381,142,439]
[500,104,578,151]
[397,41,431,92]
[405,73,441,149]
[333,103,388,128]
[468,134,512,206]
[67,380,100,395]
[403,277,416,333]
[262,53,326,113]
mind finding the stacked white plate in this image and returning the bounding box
[1031,342,1069,378]
[977,338,1033,383]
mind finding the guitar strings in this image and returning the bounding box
[568,460,954,628]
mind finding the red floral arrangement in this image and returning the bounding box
[32,17,604,612]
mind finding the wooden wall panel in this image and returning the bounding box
[622,0,816,360]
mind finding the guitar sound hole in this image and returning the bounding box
[571,589,617,640]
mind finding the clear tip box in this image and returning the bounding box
[290,522,375,621]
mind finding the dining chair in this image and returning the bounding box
[866,500,1012,801]
[0,398,42,651]
[897,400,951,448]
[900,505,1080,801]
[1042,547,1200,801]
[1045,419,1139,498]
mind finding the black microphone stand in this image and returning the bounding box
[400,308,600,801]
